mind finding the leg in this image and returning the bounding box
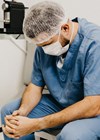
[1,98,22,140]
[1,98,34,140]
[56,116,100,140]
[1,94,63,140]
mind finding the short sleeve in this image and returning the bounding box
[84,41,100,96]
[31,48,45,87]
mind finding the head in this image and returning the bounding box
[23,1,75,55]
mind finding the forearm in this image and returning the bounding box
[39,96,100,130]
[19,83,43,115]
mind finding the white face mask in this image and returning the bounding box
[42,22,74,56]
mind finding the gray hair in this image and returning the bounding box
[23,1,65,44]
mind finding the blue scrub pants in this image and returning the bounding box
[1,94,100,140]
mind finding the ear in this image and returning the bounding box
[61,24,69,32]
[61,24,69,37]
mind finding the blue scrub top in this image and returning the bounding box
[31,18,100,107]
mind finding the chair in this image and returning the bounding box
[35,131,56,140]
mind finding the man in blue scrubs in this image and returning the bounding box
[1,1,100,140]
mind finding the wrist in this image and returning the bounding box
[38,117,48,130]
[32,117,46,131]
[18,106,29,116]
[38,118,45,130]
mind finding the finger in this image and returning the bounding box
[12,110,20,116]
[12,116,20,121]
[5,126,21,139]
[3,125,20,139]
[5,125,14,134]
[5,118,16,129]
[6,115,19,122]
[2,125,15,139]
[9,119,19,126]
[14,136,20,139]
[14,133,21,138]
[5,115,13,120]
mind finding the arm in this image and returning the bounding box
[17,83,44,116]
[3,95,100,139]
[39,41,100,129]
[39,96,100,130]
[18,48,45,116]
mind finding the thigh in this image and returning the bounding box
[1,94,63,119]
[57,116,100,140]
[27,94,63,118]
[1,98,21,124]
[27,94,64,133]
[1,94,63,140]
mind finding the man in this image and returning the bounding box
[1,1,100,140]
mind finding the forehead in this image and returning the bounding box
[37,34,58,47]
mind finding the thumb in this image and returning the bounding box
[12,110,20,116]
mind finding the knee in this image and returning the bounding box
[1,98,21,117]
[56,124,84,140]
[1,104,12,117]
[1,105,10,125]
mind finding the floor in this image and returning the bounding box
[0,133,4,140]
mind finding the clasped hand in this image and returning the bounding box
[2,115,40,139]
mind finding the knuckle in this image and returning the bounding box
[13,129,16,133]
[13,125,17,129]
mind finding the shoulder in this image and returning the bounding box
[78,18,100,41]
[34,46,45,58]
[35,46,43,53]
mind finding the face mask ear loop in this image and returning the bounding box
[58,18,67,44]
[57,27,61,43]
[69,22,74,45]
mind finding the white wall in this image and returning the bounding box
[0,37,26,106]
[0,0,100,26]
[23,0,100,25]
